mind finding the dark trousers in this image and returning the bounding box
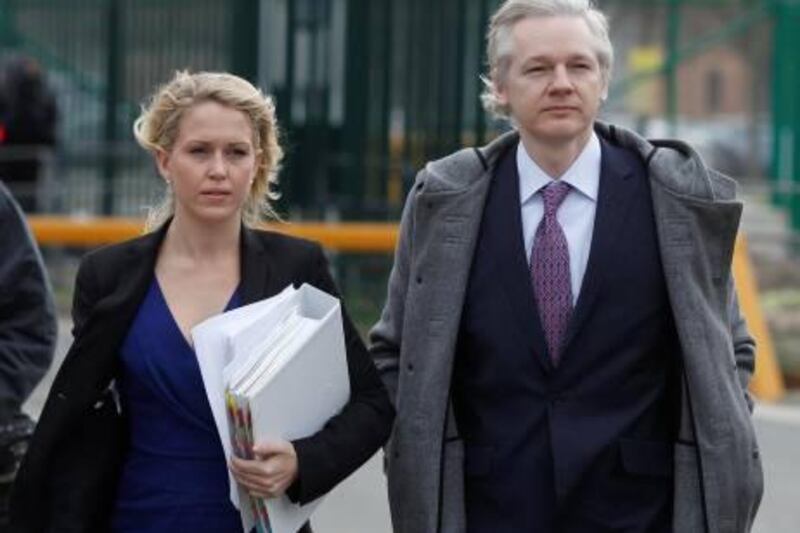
[0,414,35,530]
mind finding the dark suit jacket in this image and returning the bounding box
[454,140,677,532]
[11,222,395,532]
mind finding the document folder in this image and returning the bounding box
[192,283,350,533]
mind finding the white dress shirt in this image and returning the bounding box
[518,132,601,305]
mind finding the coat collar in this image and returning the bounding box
[239,224,270,304]
[427,122,738,205]
[115,219,270,305]
[560,138,638,358]
[85,219,271,371]
[485,137,639,368]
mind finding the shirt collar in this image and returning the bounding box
[517,131,601,206]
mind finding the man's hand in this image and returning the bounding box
[229,439,299,499]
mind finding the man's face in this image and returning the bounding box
[495,15,608,146]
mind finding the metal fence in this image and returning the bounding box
[0,0,504,218]
[1,0,798,385]
[0,0,797,228]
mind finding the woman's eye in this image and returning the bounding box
[189,147,206,155]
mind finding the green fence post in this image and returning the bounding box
[102,0,123,215]
[342,0,369,217]
[0,0,19,47]
[230,0,259,82]
[665,0,682,137]
[787,1,800,234]
[771,0,800,231]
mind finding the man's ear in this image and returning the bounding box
[494,78,509,107]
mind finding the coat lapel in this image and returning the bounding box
[561,139,638,357]
[488,147,551,370]
[411,157,494,390]
[92,229,164,319]
[56,224,166,410]
[240,226,271,304]
[62,222,275,405]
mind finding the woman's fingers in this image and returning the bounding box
[229,445,298,499]
[231,455,275,477]
[252,438,293,457]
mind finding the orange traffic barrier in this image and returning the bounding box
[26,217,785,401]
[733,236,785,402]
[27,216,399,253]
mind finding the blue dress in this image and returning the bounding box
[111,279,243,532]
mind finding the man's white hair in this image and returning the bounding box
[481,0,614,120]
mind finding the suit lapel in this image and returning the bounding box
[58,224,166,406]
[561,139,639,357]
[75,223,270,388]
[488,148,551,370]
[240,226,271,304]
[94,229,164,318]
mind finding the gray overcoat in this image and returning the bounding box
[370,122,763,532]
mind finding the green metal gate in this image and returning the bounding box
[0,0,255,214]
[0,0,796,234]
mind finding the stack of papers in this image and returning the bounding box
[192,284,351,533]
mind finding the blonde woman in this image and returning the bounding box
[11,71,394,533]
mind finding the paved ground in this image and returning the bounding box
[21,320,800,532]
[751,403,800,533]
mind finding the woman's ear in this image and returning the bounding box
[252,150,264,185]
[155,148,170,183]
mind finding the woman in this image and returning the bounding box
[11,71,394,532]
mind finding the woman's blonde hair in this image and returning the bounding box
[133,70,283,230]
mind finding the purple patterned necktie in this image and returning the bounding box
[531,181,572,365]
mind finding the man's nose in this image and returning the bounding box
[549,65,573,92]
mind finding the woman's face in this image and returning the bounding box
[156,100,259,226]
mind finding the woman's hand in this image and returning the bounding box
[230,439,299,499]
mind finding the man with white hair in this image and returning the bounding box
[370,0,763,531]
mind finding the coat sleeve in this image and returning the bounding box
[13,249,125,533]
[286,245,395,504]
[367,176,419,407]
[0,183,56,419]
[728,275,757,412]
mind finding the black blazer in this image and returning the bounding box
[11,223,395,532]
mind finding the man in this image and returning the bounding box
[0,56,58,213]
[0,181,56,525]
[370,1,763,532]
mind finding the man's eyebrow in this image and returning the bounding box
[520,52,595,64]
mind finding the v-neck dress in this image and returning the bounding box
[111,278,243,532]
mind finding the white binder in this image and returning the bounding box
[192,283,351,533]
